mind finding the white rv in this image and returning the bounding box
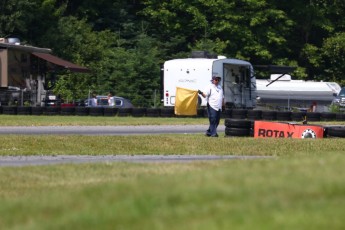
[256,74,341,111]
[163,56,257,109]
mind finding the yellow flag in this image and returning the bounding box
[174,87,198,116]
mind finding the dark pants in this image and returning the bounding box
[206,105,221,137]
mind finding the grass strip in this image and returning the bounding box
[0,115,209,126]
[0,134,344,155]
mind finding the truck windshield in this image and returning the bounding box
[339,88,345,97]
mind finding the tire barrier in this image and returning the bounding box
[306,112,321,121]
[276,111,292,121]
[221,109,232,118]
[60,107,75,116]
[17,106,32,115]
[89,107,104,116]
[31,107,43,115]
[320,112,336,121]
[146,108,161,117]
[117,108,132,117]
[225,127,250,137]
[1,106,345,138]
[247,110,262,120]
[224,118,252,137]
[2,106,17,115]
[261,110,277,121]
[132,108,146,117]
[291,111,306,121]
[231,109,247,119]
[160,108,175,117]
[0,107,344,122]
[44,107,60,115]
[75,107,89,116]
[336,113,345,121]
[325,126,345,138]
[103,108,118,116]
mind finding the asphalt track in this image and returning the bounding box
[0,155,272,167]
[0,125,272,166]
[0,125,223,135]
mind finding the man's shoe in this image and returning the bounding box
[210,134,219,137]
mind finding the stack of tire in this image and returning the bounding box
[324,126,345,138]
[224,118,253,137]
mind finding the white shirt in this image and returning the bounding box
[108,97,115,106]
[91,98,97,106]
[204,83,224,111]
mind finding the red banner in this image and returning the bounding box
[254,121,324,139]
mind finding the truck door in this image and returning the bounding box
[223,64,242,108]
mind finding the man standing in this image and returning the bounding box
[198,76,225,137]
[90,94,97,106]
[108,92,115,106]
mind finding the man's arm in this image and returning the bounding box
[198,90,206,98]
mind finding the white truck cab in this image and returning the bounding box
[162,54,257,109]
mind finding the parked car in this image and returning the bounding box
[85,95,134,108]
[332,87,345,110]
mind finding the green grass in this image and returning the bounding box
[0,114,344,126]
[0,115,209,126]
[0,153,345,230]
[0,135,345,156]
[0,115,345,229]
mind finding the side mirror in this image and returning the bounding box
[333,93,337,97]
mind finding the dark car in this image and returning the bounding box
[332,87,345,110]
[85,95,134,108]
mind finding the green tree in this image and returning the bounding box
[47,16,119,100]
[320,32,345,85]
[142,0,293,64]
[0,0,33,37]
[105,33,161,107]
[129,33,161,107]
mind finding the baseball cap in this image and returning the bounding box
[212,76,221,80]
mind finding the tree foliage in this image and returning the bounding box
[1,0,345,106]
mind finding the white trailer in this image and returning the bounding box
[256,74,341,111]
[163,57,257,109]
